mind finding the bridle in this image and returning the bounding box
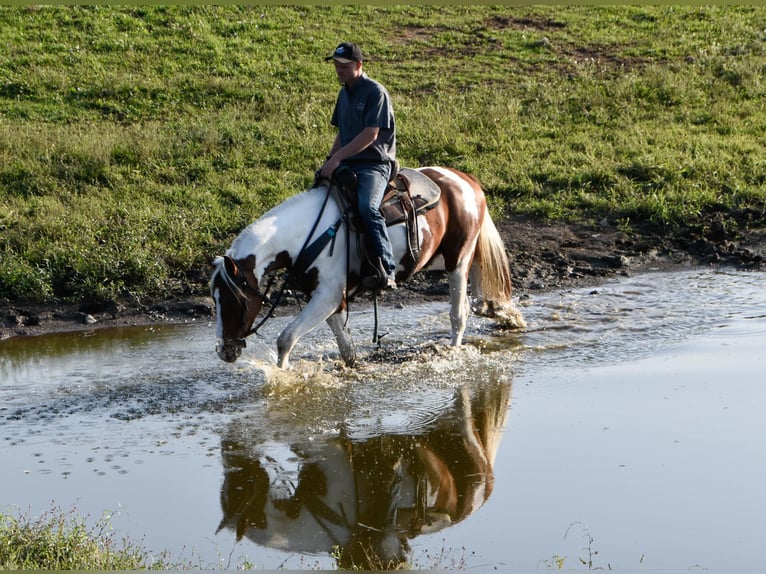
[217,176,355,350]
[216,261,266,349]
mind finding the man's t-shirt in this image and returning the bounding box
[331,72,396,164]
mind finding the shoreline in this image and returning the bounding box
[2,215,764,340]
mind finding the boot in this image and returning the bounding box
[362,256,396,291]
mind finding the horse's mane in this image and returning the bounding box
[225,183,330,261]
[259,183,329,219]
[209,255,224,294]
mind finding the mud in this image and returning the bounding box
[3,213,764,339]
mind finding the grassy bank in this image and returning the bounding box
[0,506,166,569]
[1,6,764,304]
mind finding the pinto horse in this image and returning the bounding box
[210,166,525,368]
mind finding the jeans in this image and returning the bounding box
[345,161,396,275]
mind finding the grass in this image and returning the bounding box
[1,6,764,304]
[0,506,168,570]
[0,504,470,570]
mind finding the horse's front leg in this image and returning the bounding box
[326,311,356,366]
[275,290,343,369]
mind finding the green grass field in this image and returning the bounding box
[1,5,764,304]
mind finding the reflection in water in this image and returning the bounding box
[216,380,510,569]
[0,324,199,392]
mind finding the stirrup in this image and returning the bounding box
[362,274,385,290]
[363,256,387,290]
[362,271,396,291]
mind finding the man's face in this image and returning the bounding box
[334,60,361,86]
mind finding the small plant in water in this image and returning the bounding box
[539,554,567,570]
[0,504,170,569]
[565,522,600,569]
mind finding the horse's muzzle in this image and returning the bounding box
[216,338,245,363]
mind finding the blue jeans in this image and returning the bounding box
[345,161,396,275]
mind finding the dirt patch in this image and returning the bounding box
[1,296,215,339]
[2,214,764,339]
[389,213,765,308]
[485,14,567,32]
[485,14,658,77]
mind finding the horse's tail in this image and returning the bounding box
[473,209,527,329]
[475,209,512,303]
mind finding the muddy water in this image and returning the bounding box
[1,268,764,570]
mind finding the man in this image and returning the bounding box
[320,41,397,290]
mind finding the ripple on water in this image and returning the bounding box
[513,268,766,371]
[2,270,762,439]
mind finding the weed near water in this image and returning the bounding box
[1,6,764,304]
[0,505,168,570]
[0,504,472,570]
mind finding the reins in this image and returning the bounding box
[226,176,387,346]
[244,181,350,339]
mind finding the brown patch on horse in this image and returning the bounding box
[418,167,485,272]
[261,250,321,296]
[331,297,347,317]
[264,251,292,275]
[238,260,265,338]
[213,255,264,358]
[295,267,319,295]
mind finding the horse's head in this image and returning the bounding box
[211,255,263,363]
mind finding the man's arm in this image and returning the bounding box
[320,126,379,178]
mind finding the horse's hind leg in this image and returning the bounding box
[469,263,490,316]
[447,265,470,346]
[326,311,356,366]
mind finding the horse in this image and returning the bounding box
[217,381,511,568]
[210,166,525,369]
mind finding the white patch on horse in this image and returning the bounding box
[423,166,480,220]
[416,215,433,245]
[227,187,333,280]
[213,287,223,338]
[227,216,278,276]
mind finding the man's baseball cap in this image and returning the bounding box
[325,42,363,63]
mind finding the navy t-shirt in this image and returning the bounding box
[331,72,396,164]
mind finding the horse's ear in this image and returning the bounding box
[241,254,256,273]
[224,255,239,277]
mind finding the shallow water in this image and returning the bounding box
[1,268,764,570]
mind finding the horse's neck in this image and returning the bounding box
[228,186,335,280]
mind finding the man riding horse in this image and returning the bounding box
[210,46,526,369]
[320,41,398,291]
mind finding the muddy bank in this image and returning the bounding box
[3,214,764,339]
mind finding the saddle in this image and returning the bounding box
[380,167,441,226]
[334,166,441,283]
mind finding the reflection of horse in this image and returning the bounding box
[216,382,510,569]
[211,167,525,368]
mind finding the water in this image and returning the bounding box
[1,268,764,570]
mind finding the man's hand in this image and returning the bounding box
[320,126,379,179]
[320,155,340,179]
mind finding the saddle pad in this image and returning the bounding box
[381,168,441,225]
